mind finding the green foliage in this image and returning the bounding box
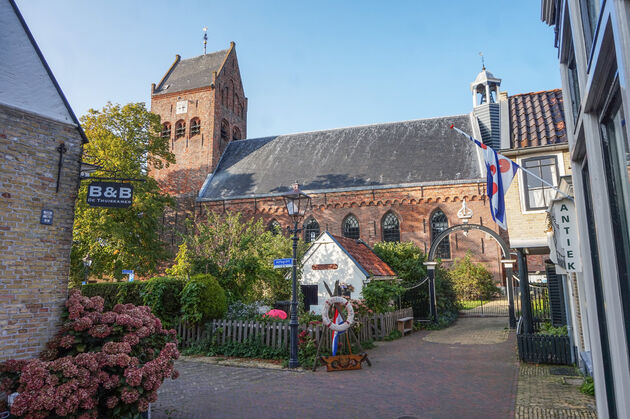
[361,280,404,313]
[373,241,458,322]
[142,276,184,326]
[538,322,569,336]
[70,102,175,285]
[180,274,228,324]
[383,329,403,341]
[225,301,261,320]
[372,241,426,282]
[115,280,146,306]
[449,252,500,300]
[166,243,193,279]
[183,336,288,360]
[176,210,307,303]
[580,376,595,396]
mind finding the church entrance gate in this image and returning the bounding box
[425,223,517,328]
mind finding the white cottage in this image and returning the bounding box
[300,232,397,314]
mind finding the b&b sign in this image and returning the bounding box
[87,182,133,208]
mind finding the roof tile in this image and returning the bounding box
[331,234,396,277]
[508,89,567,149]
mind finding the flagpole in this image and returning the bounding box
[451,125,574,201]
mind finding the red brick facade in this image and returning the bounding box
[198,182,507,282]
[150,43,247,199]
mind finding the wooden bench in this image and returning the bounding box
[397,317,414,336]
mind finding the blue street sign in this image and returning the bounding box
[273,258,293,269]
[122,269,134,274]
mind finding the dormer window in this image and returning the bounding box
[175,120,186,139]
[161,122,171,139]
[190,118,201,136]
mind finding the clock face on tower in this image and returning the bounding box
[176,100,188,114]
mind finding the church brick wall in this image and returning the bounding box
[0,105,83,361]
[199,182,507,282]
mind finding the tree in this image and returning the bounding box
[173,210,306,303]
[449,252,500,300]
[70,102,175,285]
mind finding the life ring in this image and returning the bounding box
[322,296,354,332]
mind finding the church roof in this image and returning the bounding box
[508,89,567,149]
[153,49,230,95]
[198,114,483,201]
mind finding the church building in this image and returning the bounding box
[150,44,568,284]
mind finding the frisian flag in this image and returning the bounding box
[331,309,344,356]
[451,125,519,230]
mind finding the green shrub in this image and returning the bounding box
[449,253,500,300]
[80,283,120,311]
[362,280,404,313]
[142,276,184,326]
[580,376,595,396]
[180,274,227,324]
[538,322,568,336]
[115,280,147,306]
[372,241,458,323]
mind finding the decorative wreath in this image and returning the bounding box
[321,296,354,332]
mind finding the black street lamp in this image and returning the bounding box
[82,254,92,285]
[281,183,311,369]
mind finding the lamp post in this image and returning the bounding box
[281,183,311,369]
[82,254,92,285]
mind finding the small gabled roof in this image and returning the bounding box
[328,233,397,278]
[508,89,567,149]
[153,48,230,95]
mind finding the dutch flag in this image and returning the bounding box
[331,309,345,356]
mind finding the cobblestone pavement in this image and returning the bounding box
[515,364,597,418]
[154,317,518,419]
[422,317,510,344]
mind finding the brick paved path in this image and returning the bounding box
[154,317,518,419]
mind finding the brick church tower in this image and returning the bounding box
[150,42,247,200]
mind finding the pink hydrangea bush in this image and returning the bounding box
[0,289,179,418]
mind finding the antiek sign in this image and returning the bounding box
[86,182,133,208]
[550,198,581,272]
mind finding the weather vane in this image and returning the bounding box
[479,52,485,70]
[203,27,208,55]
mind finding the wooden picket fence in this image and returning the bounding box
[177,307,413,349]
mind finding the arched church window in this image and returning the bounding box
[221,120,229,142]
[175,120,186,139]
[382,212,400,242]
[233,127,241,141]
[190,118,201,136]
[161,122,171,139]
[303,218,320,243]
[342,215,360,240]
[268,220,282,235]
[431,209,451,259]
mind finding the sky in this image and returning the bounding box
[15,0,561,139]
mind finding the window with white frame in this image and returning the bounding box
[522,156,559,210]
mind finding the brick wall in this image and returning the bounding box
[0,105,83,361]
[150,46,247,197]
[200,182,508,283]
